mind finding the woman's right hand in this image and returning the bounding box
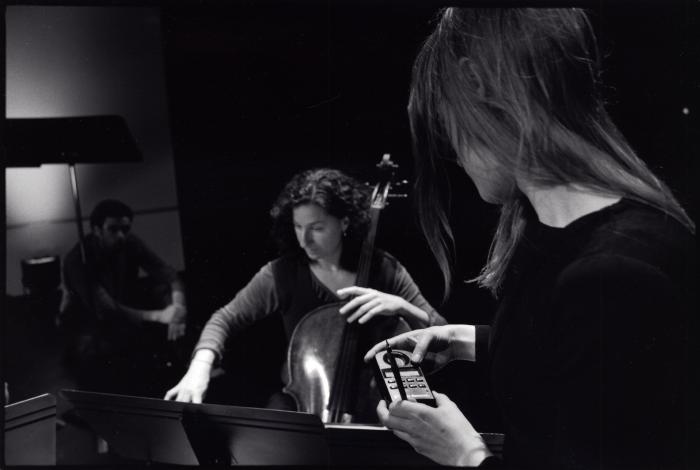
[363,324,476,365]
[163,357,212,403]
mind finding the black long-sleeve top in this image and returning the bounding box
[476,199,694,469]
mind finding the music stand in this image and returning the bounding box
[5,116,142,263]
[59,389,328,465]
[4,393,57,465]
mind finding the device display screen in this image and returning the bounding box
[383,370,419,378]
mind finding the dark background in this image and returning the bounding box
[160,1,697,428]
[163,2,696,324]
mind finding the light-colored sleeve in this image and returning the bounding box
[193,263,279,362]
[391,262,447,327]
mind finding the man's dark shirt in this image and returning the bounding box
[61,232,178,326]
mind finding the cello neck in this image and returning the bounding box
[356,155,396,286]
[355,206,381,288]
[327,155,398,423]
[327,205,380,423]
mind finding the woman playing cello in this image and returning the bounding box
[165,167,445,422]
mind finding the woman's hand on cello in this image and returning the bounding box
[337,286,416,324]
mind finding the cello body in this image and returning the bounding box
[284,301,409,422]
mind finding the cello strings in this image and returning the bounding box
[329,201,382,421]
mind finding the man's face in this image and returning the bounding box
[95,216,132,251]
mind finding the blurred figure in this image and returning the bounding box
[59,199,187,396]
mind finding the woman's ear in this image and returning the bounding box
[341,217,350,233]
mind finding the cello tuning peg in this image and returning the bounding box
[377,153,398,169]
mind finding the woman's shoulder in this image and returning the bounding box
[554,201,695,301]
[373,248,397,261]
[371,248,402,270]
[268,251,307,272]
[578,199,694,272]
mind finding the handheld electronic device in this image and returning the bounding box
[372,346,436,407]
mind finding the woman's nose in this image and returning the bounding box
[298,229,310,246]
[305,230,316,245]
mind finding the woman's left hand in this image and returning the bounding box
[337,286,412,324]
[377,391,493,467]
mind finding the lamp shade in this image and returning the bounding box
[21,256,61,294]
[5,115,142,167]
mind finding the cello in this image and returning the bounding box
[284,155,408,423]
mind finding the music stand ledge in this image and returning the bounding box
[59,389,327,465]
[58,389,504,466]
[4,393,57,465]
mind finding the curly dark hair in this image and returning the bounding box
[270,168,371,268]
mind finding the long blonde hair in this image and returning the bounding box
[408,8,694,298]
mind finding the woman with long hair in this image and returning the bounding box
[365,8,694,468]
[165,168,444,422]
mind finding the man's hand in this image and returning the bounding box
[157,304,178,324]
[158,304,187,341]
[167,304,187,341]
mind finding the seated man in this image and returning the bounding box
[59,199,187,396]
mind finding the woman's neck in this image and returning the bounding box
[311,253,344,273]
[519,183,622,228]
